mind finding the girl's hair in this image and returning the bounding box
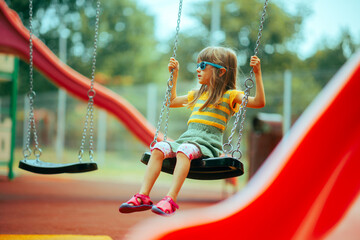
[188,46,238,111]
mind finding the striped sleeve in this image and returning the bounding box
[229,90,243,113]
[188,90,195,102]
[188,90,196,110]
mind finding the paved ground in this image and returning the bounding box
[0,174,225,240]
[1,173,358,240]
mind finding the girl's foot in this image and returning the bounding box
[151,196,179,216]
[119,193,153,213]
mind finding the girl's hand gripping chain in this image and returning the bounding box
[250,55,261,74]
[168,57,179,75]
[168,57,188,107]
[168,57,180,90]
[235,55,265,108]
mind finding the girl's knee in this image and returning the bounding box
[151,141,176,159]
[176,151,189,160]
[151,148,164,159]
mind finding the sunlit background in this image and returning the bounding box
[0,0,359,183]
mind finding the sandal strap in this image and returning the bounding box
[156,196,179,213]
[127,193,153,206]
[166,196,179,209]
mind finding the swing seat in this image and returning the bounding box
[140,152,244,180]
[18,159,98,174]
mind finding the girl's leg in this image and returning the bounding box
[166,143,202,202]
[139,142,176,196]
[166,152,191,202]
[120,149,165,210]
[139,149,164,196]
[151,144,201,216]
[120,142,174,212]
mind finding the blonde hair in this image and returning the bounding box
[188,46,238,111]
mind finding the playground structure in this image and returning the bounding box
[0,53,18,179]
[0,0,359,239]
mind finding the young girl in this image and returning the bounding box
[119,46,265,216]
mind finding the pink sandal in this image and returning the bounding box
[151,196,179,216]
[119,193,153,213]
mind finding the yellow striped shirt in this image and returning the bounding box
[187,90,242,131]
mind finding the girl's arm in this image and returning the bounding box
[167,57,188,108]
[235,56,266,108]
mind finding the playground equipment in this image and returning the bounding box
[0,53,18,179]
[141,0,269,180]
[0,0,169,175]
[126,51,360,240]
[0,0,268,179]
[18,0,101,174]
[1,1,358,237]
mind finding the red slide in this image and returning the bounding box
[0,0,163,146]
[127,52,360,238]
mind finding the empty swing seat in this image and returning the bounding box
[19,159,98,174]
[141,152,244,180]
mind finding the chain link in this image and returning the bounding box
[23,0,100,162]
[23,0,42,161]
[151,0,183,148]
[223,89,249,155]
[222,0,269,159]
[78,0,101,162]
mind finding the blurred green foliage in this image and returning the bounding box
[1,0,359,133]
[3,0,161,95]
[0,0,359,176]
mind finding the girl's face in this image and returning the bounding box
[196,62,212,85]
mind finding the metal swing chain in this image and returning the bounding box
[223,0,269,159]
[78,0,101,162]
[23,0,42,161]
[150,0,183,148]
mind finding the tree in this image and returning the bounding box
[66,0,162,85]
[3,0,161,97]
[169,0,315,116]
[305,31,359,87]
[190,0,306,72]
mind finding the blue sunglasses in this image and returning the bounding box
[197,61,226,71]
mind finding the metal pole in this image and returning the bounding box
[56,35,67,161]
[283,70,292,135]
[8,57,19,179]
[147,83,157,125]
[22,97,29,151]
[96,110,106,165]
[210,0,221,46]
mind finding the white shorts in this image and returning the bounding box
[151,141,202,160]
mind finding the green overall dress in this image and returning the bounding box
[168,89,242,158]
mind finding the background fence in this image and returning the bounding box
[0,69,325,170]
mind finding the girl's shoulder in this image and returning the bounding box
[188,89,201,103]
[189,89,201,94]
[224,89,236,94]
[189,89,208,98]
[224,89,243,96]
[188,89,198,96]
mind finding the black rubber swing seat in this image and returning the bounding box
[140,152,244,180]
[18,159,98,174]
